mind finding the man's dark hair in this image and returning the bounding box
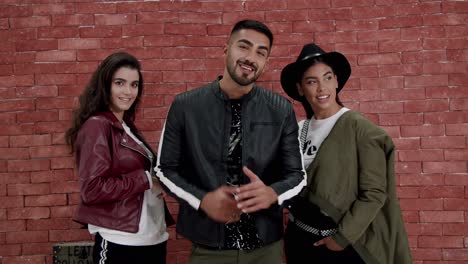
[230,19,273,48]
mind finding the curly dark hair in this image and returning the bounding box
[65,52,144,152]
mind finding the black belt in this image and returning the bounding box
[288,213,337,237]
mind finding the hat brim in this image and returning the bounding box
[280,52,351,101]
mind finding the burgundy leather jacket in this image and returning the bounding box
[73,111,173,232]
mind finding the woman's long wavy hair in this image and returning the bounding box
[65,52,144,152]
[297,57,344,119]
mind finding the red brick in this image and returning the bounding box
[406,223,442,236]
[399,150,444,162]
[16,86,58,98]
[402,50,446,63]
[397,186,420,199]
[380,113,423,126]
[423,62,466,74]
[332,0,374,7]
[336,19,379,31]
[450,99,467,111]
[403,100,449,113]
[31,170,73,183]
[116,2,160,13]
[360,101,403,113]
[0,244,22,256]
[50,157,74,170]
[95,14,136,26]
[419,236,464,248]
[395,2,441,15]
[76,2,117,14]
[2,255,46,264]
[29,145,69,159]
[49,228,91,242]
[399,173,444,186]
[38,27,79,38]
[0,5,32,18]
[25,194,67,207]
[0,196,24,208]
[32,3,75,15]
[349,65,379,78]
[442,1,468,13]
[161,47,205,59]
[101,37,143,49]
[423,161,466,174]
[444,199,468,211]
[424,112,467,125]
[405,75,448,87]
[35,98,75,110]
[17,40,57,53]
[380,16,423,29]
[7,183,50,196]
[244,0,287,11]
[6,230,48,243]
[0,220,25,232]
[379,64,423,76]
[137,12,179,24]
[423,14,468,26]
[167,238,192,252]
[444,223,468,235]
[22,242,54,255]
[445,149,468,161]
[50,206,74,218]
[445,174,468,186]
[7,159,50,172]
[122,24,164,37]
[422,186,465,198]
[400,198,443,210]
[423,38,466,50]
[449,74,468,86]
[421,211,464,223]
[400,124,444,137]
[351,5,392,18]
[426,87,467,99]
[357,29,400,42]
[442,249,468,261]
[10,16,50,28]
[58,39,100,50]
[379,40,423,52]
[7,207,50,220]
[395,161,422,173]
[292,20,335,33]
[393,138,421,150]
[27,218,70,231]
[0,172,30,185]
[360,76,404,89]
[35,74,76,86]
[0,148,29,160]
[0,75,34,87]
[309,8,351,20]
[17,111,59,124]
[445,25,468,38]
[0,124,34,136]
[402,210,419,223]
[421,136,465,149]
[0,99,35,112]
[79,25,122,38]
[50,181,79,194]
[383,88,426,101]
[35,50,76,62]
[160,1,203,12]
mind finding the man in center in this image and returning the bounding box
[156,20,306,264]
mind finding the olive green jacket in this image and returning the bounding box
[301,111,412,264]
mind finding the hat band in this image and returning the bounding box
[298,53,323,62]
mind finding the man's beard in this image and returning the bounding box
[226,59,260,86]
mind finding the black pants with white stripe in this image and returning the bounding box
[93,233,167,264]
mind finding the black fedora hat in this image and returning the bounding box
[280,43,351,101]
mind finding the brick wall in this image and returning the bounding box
[0,0,467,263]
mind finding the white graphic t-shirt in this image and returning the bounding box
[300,108,349,169]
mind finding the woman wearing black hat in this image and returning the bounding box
[281,43,412,264]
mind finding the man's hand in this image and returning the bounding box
[313,236,344,251]
[200,186,241,223]
[235,166,278,214]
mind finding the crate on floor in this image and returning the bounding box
[53,241,94,264]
